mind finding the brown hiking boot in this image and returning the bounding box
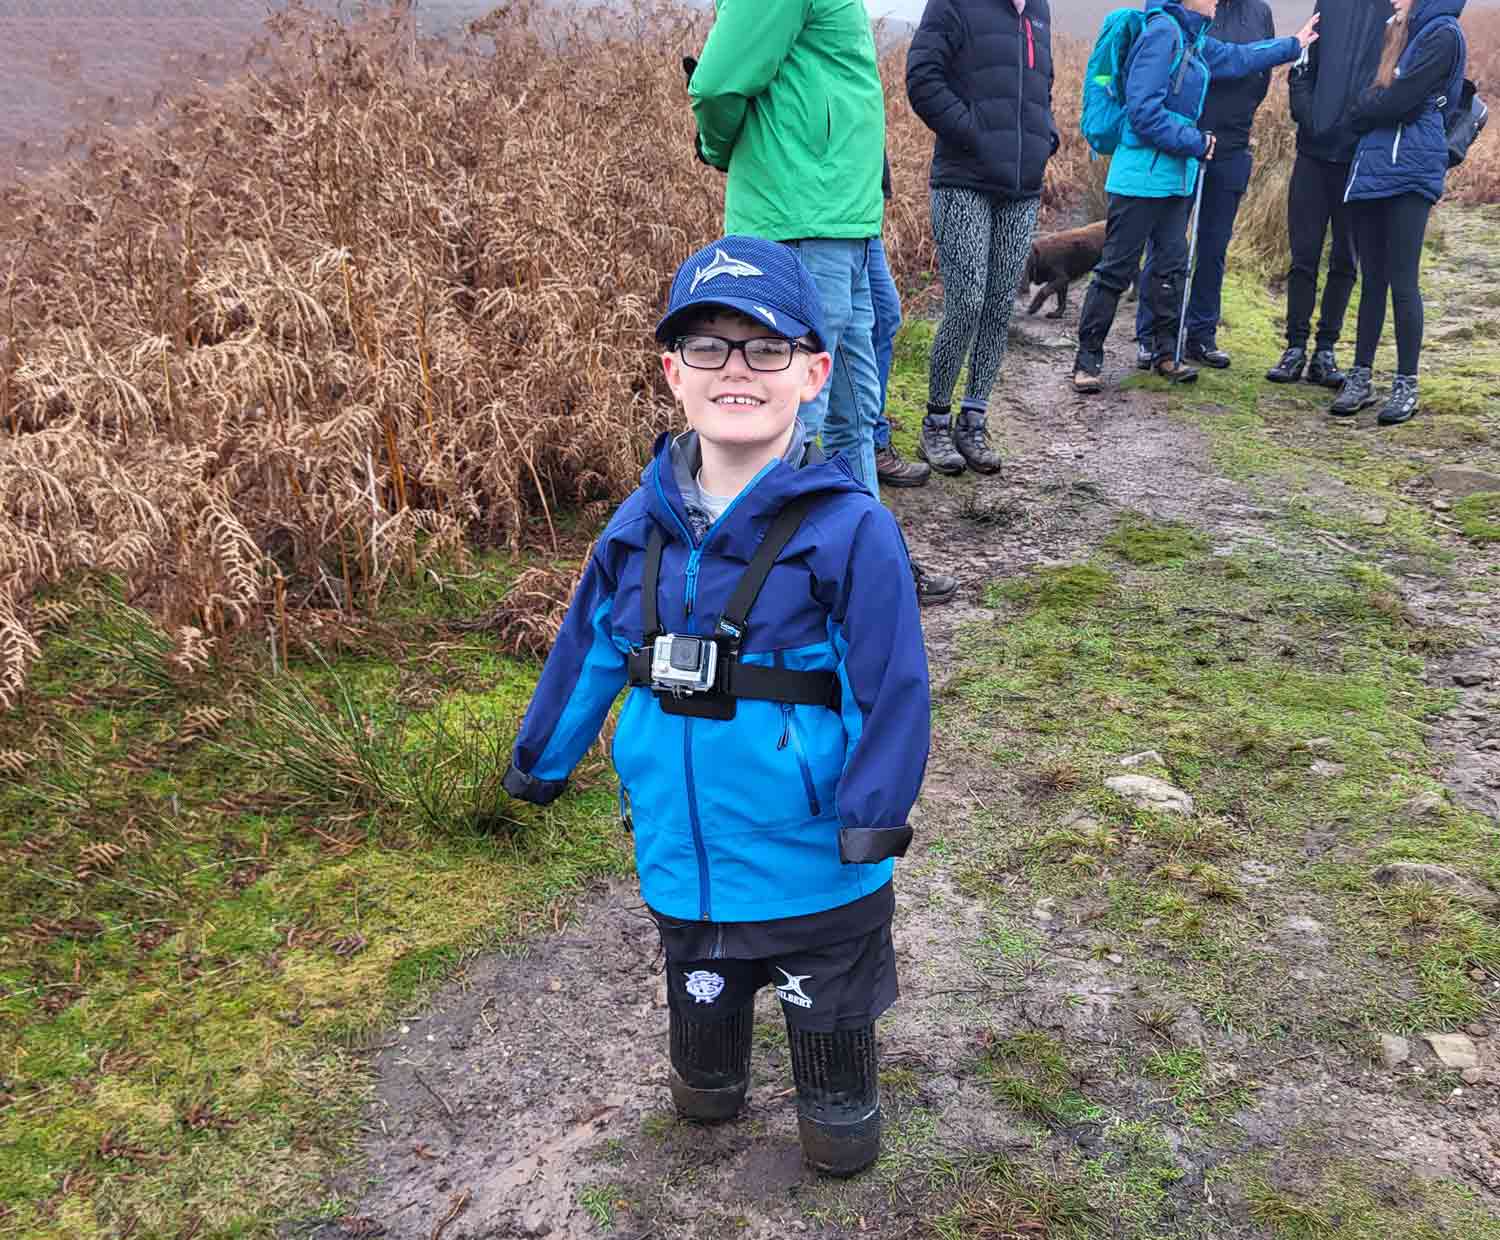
[874,442,931,488]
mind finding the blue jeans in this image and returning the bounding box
[790,238,881,499]
[1136,147,1252,349]
[868,237,902,450]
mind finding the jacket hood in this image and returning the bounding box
[640,423,867,545]
[1410,0,1466,35]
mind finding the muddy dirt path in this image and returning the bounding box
[319,216,1500,1240]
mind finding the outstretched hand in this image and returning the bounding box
[1295,12,1320,48]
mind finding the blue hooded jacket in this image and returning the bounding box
[503,430,931,924]
[1107,1,1300,198]
[1344,0,1466,204]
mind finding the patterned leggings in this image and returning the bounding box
[928,188,1040,410]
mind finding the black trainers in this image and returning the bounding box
[953,409,1002,475]
[1377,374,1419,425]
[1306,348,1344,389]
[1328,365,1376,417]
[1266,346,1306,383]
[1187,342,1231,368]
[916,412,966,475]
[912,561,958,606]
[1136,342,1154,370]
[874,442,931,488]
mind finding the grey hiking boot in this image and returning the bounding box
[1328,365,1376,417]
[916,412,966,475]
[953,409,1002,475]
[912,561,958,606]
[1306,348,1344,389]
[1377,374,1419,425]
[874,442,931,488]
[1266,346,1306,383]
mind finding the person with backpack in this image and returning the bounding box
[1133,0,1279,372]
[503,235,931,1177]
[1072,0,1318,393]
[905,0,1059,477]
[1327,0,1469,425]
[1266,0,1388,388]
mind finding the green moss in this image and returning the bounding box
[1103,515,1210,566]
[1453,491,1500,543]
[986,563,1118,614]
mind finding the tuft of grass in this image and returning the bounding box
[988,563,1118,615]
[1103,515,1210,566]
[1453,492,1500,543]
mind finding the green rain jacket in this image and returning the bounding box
[690,0,886,240]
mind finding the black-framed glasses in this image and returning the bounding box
[674,334,811,372]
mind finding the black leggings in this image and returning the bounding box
[1352,192,1432,375]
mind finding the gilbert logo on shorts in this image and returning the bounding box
[775,968,813,1009]
[688,248,764,294]
[684,970,725,1004]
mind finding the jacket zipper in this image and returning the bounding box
[1015,14,1024,189]
[1024,16,1035,69]
[775,652,821,816]
[683,717,711,919]
[656,459,778,617]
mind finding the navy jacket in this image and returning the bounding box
[906,0,1059,199]
[504,431,931,924]
[1107,2,1298,198]
[1198,0,1277,157]
[1288,0,1392,165]
[1345,0,1466,203]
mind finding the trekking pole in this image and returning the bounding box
[1173,159,1208,377]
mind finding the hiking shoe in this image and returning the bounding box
[1187,342,1231,369]
[954,409,1002,475]
[1266,346,1306,383]
[1072,360,1104,394]
[1155,356,1198,384]
[1136,342,1154,371]
[1306,348,1345,389]
[916,413,966,475]
[874,442,931,488]
[912,561,958,606]
[1376,374,1419,426]
[1328,365,1376,417]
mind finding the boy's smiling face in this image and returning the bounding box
[662,310,831,458]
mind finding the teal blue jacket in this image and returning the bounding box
[1107,3,1298,199]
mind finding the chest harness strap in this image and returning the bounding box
[626,492,843,720]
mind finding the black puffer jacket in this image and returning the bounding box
[906,0,1059,200]
[1288,0,1390,164]
[1198,0,1277,156]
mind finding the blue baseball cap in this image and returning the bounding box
[656,235,829,351]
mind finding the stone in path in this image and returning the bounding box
[1380,1034,1411,1069]
[1371,862,1500,910]
[1424,1033,1480,1070]
[1429,466,1500,497]
[1104,774,1194,816]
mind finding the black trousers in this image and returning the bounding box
[1077,192,1192,369]
[1285,153,1357,351]
[1351,192,1433,375]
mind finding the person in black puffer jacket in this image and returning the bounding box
[1266,0,1388,388]
[906,0,1058,478]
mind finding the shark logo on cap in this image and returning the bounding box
[688,248,764,295]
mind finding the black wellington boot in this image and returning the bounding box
[668,998,753,1122]
[789,1023,881,1177]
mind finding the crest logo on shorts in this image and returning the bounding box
[775,968,813,1009]
[684,969,726,1004]
[688,249,764,294]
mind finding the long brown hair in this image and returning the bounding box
[1375,13,1410,89]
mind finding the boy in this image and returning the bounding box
[502,236,930,1176]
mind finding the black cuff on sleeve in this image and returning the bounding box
[839,826,913,865]
[502,763,568,805]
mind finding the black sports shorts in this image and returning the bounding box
[662,919,897,1033]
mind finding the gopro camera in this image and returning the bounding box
[650,634,719,696]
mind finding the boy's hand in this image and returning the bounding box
[1295,12,1320,48]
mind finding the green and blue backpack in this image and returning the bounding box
[1080,7,1185,157]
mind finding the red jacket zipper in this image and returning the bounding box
[1024,17,1035,69]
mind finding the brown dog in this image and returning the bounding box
[1024,219,1137,318]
